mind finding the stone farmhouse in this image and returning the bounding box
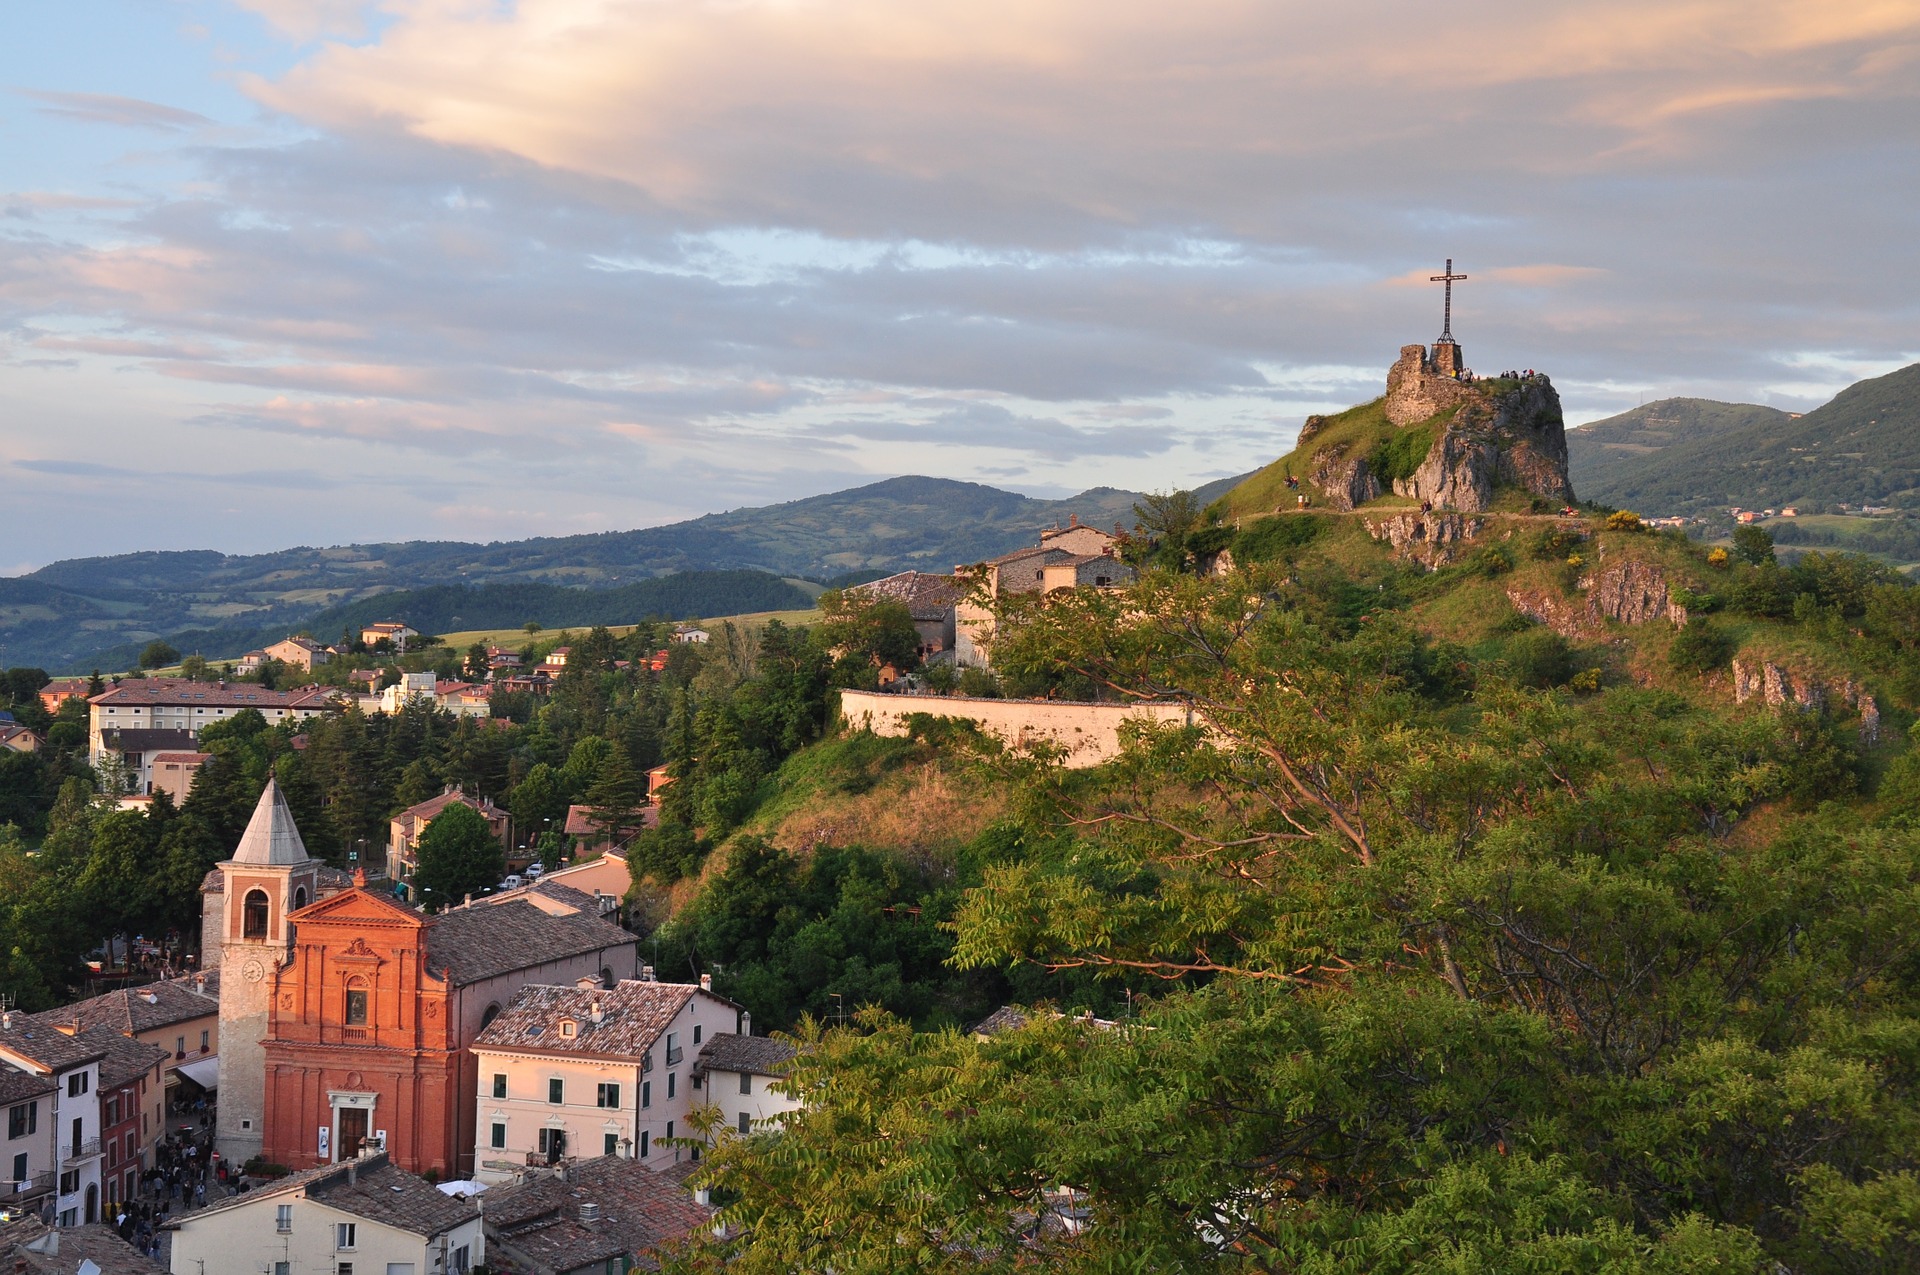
[955,517,1135,668]
[845,571,962,661]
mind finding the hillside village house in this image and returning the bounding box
[0,724,37,754]
[377,672,437,715]
[360,623,418,650]
[846,572,962,661]
[468,977,744,1184]
[148,752,210,805]
[387,790,512,893]
[38,679,92,713]
[168,1153,483,1275]
[478,1154,714,1275]
[531,852,631,919]
[31,975,220,1113]
[433,682,491,719]
[954,518,1136,668]
[265,636,333,672]
[88,680,342,795]
[561,806,657,859]
[691,1034,801,1138]
[0,1067,57,1217]
[0,1017,106,1227]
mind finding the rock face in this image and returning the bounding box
[1365,512,1484,569]
[1731,657,1870,719]
[1504,557,1683,636]
[1308,446,1381,511]
[1586,559,1687,627]
[1383,343,1575,513]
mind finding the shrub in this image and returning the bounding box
[1707,547,1730,568]
[1669,586,1720,613]
[1569,668,1603,694]
[1369,425,1435,487]
[1234,514,1324,563]
[1605,510,1645,532]
[1471,546,1513,576]
[1667,620,1736,674]
[1733,524,1776,565]
[1506,628,1574,688]
[1530,526,1582,560]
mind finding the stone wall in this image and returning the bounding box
[838,690,1197,768]
[1365,512,1484,569]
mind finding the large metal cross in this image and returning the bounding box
[1430,258,1467,342]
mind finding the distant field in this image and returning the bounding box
[439,607,825,653]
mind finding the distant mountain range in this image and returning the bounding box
[1569,362,1920,516]
[2,472,1255,672]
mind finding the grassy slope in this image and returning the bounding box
[1213,399,1406,522]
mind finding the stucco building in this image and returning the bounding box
[386,790,512,894]
[0,1017,105,1227]
[169,1152,482,1275]
[32,975,220,1112]
[691,1034,801,1139]
[89,681,341,794]
[469,978,742,1184]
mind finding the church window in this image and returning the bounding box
[294,887,308,910]
[344,978,369,1026]
[480,1004,502,1029]
[243,890,270,939]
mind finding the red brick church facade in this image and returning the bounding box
[260,877,637,1178]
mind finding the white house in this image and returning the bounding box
[169,1153,482,1275]
[0,1015,105,1228]
[691,1034,801,1138]
[470,976,743,1184]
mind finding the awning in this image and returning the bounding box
[173,1056,219,1090]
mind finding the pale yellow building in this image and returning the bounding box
[470,978,743,1184]
[170,1153,482,1275]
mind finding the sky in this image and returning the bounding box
[3,0,1918,573]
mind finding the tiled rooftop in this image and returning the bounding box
[474,979,706,1060]
[88,1031,169,1090]
[90,679,341,710]
[3,1218,168,1275]
[0,1068,54,1105]
[190,1154,475,1239]
[482,1156,713,1275]
[847,571,962,620]
[426,883,634,987]
[0,1015,109,1072]
[694,1033,796,1078]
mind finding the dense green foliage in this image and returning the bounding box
[411,801,507,911]
[671,536,1920,1273]
[1369,421,1436,486]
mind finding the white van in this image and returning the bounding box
[500,874,524,891]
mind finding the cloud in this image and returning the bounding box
[15,90,213,132]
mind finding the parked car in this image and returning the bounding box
[500,874,524,890]
[525,862,545,879]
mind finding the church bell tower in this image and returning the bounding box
[212,778,318,1166]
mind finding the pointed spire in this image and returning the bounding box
[232,777,311,866]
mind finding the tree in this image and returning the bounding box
[411,801,505,911]
[465,642,490,682]
[139,640,181,670]
[583,750,648,845]
[1733,523,1776,565]
[180,653,210,681]
[817,593,921,682]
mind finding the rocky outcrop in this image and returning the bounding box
[1384,343,1573,513]
[1731,657,1872,724]
[1504,559,1684,637]
[1365,512,1484,569]
[1308,445,1381,511]
[1587,559,1687,627]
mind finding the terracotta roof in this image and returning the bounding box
[90,1031,168,1089]
[481,1156,713,1275]
[149,751,210,765]
[3,1218,167,1275]
[0,1016,109,1072]
[307,1159,479,1237]
[425,883,634,986]
[563,805,657,838]
[89,679,340,710]
[392,788,505,837]
[39,678,91,695]
[694,1033,795,1078]
[847,571,962,620]
[474,979,723,1060]
[30,976,218,1037]
[0,1068,54,1105]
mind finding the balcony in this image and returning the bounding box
[61,1139,101,1166]
[340,1028,369,1043]
[7,1173,54,1200]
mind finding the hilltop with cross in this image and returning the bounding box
[1212,259,1576,523]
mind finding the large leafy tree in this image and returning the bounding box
[671,560,1920,1273]
[411,801,505,911]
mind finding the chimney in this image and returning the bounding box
[739,1009,752,1036]
[699,974,712,992]
[641,965,655,982]
[578,1202,600,1224]
[142,991,159,1004]
[2,1011,11,1030]
[348,1160,358,1186]
[590,1001,603,1025]
[1069,513,1078,527]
